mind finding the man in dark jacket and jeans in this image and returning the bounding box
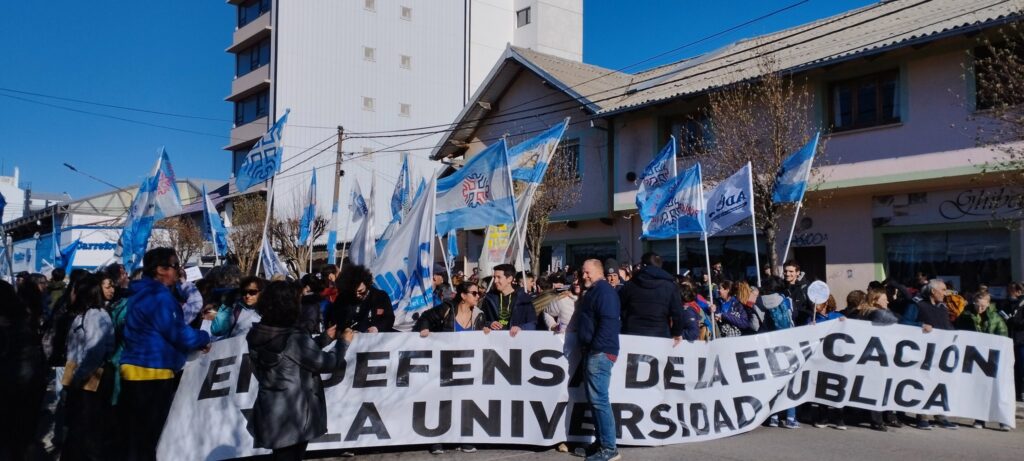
[481,264,536,336]
[912,279,958,430]
[574,259,621,461]
[619,252,687,345]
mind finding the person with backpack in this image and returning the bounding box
[755,276,800,428]
[211,276,265,339]
[62,274,115,460]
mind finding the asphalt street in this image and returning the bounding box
[311,407,1024,461]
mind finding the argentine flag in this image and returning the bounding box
[435,139,515,236]
[773,132,820,203]
[201,185,230,257]
[297,170,317,246]
[643,163,705,239]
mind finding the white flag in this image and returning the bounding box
[705,163,754,236]
[259,237,289,279]
[370,175,437,331]
[349,177,376,266]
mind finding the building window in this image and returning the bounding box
[363,46,376,62]
[237,0,271,28]
[400,54,411,69]
[235,38,271,77]
[363,97,375,111]
[365,0,376,11]
[234,91,269,126]
[974,43,1024,111]
[399,103,411,117]
[401,6,412,20]
[557,138,582,177]
[828,70,900,131]
[885,228,1010,293]
[662,114,712,157]
[516,7,531,27]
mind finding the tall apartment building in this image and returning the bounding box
[224,0,582,242]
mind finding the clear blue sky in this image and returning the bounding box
[0,0,874,199]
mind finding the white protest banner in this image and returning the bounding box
[159,320,1015,460]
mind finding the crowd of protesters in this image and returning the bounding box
[2,247,1021,461]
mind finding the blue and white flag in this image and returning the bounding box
[326,202,339,264]
[447,232,459,267]
[297,170,317,246]
[435,139,515,236]
[116,150,182,271]
[201,185,230,257]
[237,110,290,193]
[0,191,7,222]
[152,148,183,217]
[259,237,290,279]
[371,175,436,331]
[636,137,677,225]
[643,163,705,239]
[508,118,570,183]
[390,155,411,223]
[773,132,820,204]
[51,213,63,268]
[349,178,376,266]
[705,162,755,236]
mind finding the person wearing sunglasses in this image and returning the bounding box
[211,276,266,339]
[414,281,488,455]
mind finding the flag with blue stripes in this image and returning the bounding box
[201,185,230,257]
[297,169,317,246]
[390,155,410,223]
[636,137,677,226]
[435,139,515,236]
[773,132,820,204]
[642,163,705,238]
[116,150,182,271]
[508,118,569,183]
[237,110,290,193]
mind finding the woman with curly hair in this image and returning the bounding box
[330,264,394,333]
[247,281,354,460]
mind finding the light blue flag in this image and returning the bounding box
[297,170,317,245]
[260,237,290,278]
[447,232,458,266]
[326,202,339,264]
[371,175,436,331]
[636,137,677,225]
[237,110,290,193]
[773,132,820,203]
[508,118,570,183]
[349,178,376,266]
[51,213,62,268]
[390,156,410,223]
[59,240,80,272]
[0,191,7,222]
[435,139,516,236]
[201,185,230,257]
[705,162,754,236]
[413,178,426,202]
[152,148,182,217]
[643,163,705,239]
[116,150,181,271]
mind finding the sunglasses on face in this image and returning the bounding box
[163,262,181,270]
[244,289,260,296]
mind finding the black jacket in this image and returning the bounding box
[915,298,953,330]
[1002,296,1024,345]
[481,288,537,330]
[618,265,685,338]
[786,280,813,326]
[329,287,395,332]
[414,302,488,332]
[246,324,347,450]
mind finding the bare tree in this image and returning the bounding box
[153,216,204,265]
[525,142,584,275]
[270,216,328,277]
[698,56,824,273]
[229,194,267,275]
[968,24,1024,187]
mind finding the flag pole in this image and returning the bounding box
[781,201,802,266]
[437,234,454,291]
[672,150,680,276]
[255,176,276,276]
[747,162,762,286]
[696,164,716,340]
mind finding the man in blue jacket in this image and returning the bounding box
[574,259,621,461]
[119,247,212,460]
[481,264,536,336]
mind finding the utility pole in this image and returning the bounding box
[327,126,345,265]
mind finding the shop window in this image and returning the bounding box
[884,228,1010,293]
[662,114,712,157]
[237,0,271,28]
[516,7,531,27]
[828,70,900,131]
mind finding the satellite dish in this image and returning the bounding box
[807,281,830,305]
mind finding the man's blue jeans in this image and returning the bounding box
[585,352,616,451]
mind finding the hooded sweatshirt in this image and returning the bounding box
[618,265,686,338]
[246,323,347,449]
[120,277,210,373]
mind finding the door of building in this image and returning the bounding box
[793,246,827,283]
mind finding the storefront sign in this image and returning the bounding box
[939,187,1024,220]
[874,187,1024,227]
